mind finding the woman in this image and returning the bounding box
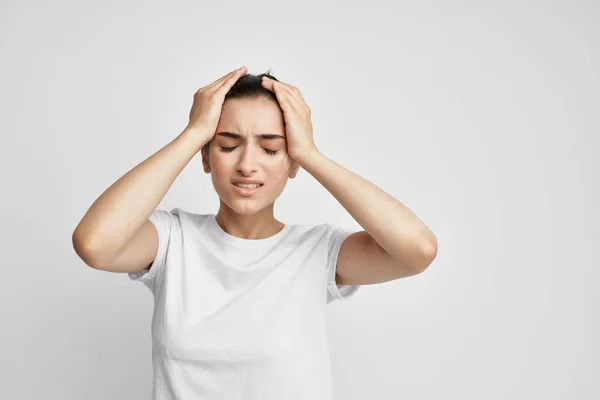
[72,66,438,399]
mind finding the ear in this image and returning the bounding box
[288,158,301,179]
[201,145,211,174]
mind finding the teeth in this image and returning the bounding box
[234,183,261,189]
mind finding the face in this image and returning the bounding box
[202,97,300,216]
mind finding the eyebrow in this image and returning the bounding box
[216,131,285,140]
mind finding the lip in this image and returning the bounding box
[231,182,264,197]
[232,179,264,185]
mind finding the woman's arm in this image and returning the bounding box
[73,66,249,266]
[260,76,437,273]
[301,150,437,273]
[72,128,203,267]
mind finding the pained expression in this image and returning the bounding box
[202,97,300,215]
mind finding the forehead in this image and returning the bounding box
[218,97,284,136]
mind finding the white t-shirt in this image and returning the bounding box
[128,207,361,399]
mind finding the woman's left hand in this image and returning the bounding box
[261,76,318,165]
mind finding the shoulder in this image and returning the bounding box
[280,221,353,250]
[161,207,212,226]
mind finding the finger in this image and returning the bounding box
[262,78,306,111]
[277,84,301,111]
[206,69,238,90]
[206,66,244,90]
[263,79,295,111]
[279,84,306,111]
[216,66,247,91]
[290,86,307,104]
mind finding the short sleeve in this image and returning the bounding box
[127,208,179,292]
[326,224,361,305]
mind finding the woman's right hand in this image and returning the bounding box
[185,66,248,146]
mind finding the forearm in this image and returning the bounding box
[72,128,205,262]
[300,150,437,262]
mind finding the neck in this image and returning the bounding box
[215,203,284,240]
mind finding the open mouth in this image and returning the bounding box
[231,182,264,196]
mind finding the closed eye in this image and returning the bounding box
[219,146,278,156]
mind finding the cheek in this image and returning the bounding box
[209,156,233,182]
[211,152,233,169]
[264,159,291,182]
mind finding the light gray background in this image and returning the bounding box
[1,1,598,399]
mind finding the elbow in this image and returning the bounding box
[416,235,438,273]
[72,230,105,269]
[425,235,438,260]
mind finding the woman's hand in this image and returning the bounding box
[261,77,318,165]
[185,66,248,146]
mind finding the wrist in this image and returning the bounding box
[296,147,322,168]
[178,127,210,154]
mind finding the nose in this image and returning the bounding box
[236,144,258,175]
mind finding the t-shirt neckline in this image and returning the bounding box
[205,214,290,249]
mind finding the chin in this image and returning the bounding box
[218,193,264,215]
[228,202,264,215]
